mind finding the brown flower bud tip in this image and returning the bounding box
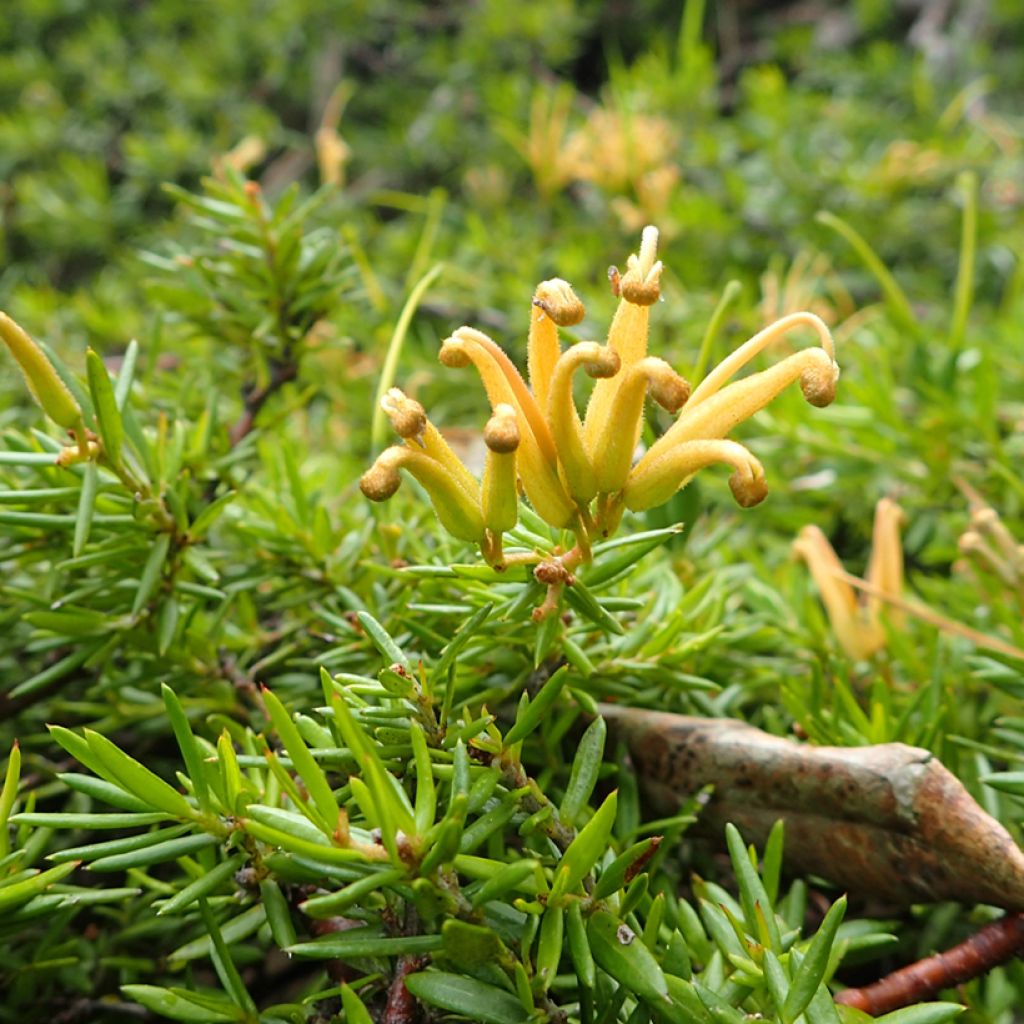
[534,560,574,587]
[380,387,426,438]
[620,277,661,306]
[583,347,621,380]
[958,530,983,555]
[360,459,401,501]
[971,507,999,531]
[800,360,839,408]
[439,336,472,368]
[608,266,622,297]
[729,471,768,508]
[244,181,262,201]
[533,279,585,326]
[484,403,520,453]
[650,373,690,413]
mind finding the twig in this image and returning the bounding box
[384,954,429,1024]
[228,358,299,447]
[835,913,1024,1015]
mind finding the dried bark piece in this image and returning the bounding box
[601,705,1024,909]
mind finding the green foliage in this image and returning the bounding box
[1,2,1023,1022]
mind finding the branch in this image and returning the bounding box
[835,913,1024,1015]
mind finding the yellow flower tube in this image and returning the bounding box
[590,357,689,495]
[624,438,767,512]
[360,445,484,543]
[380,388,479,503]
[481,403,520,537]
[865,497,905,630]
[638,346,838,475]
[546,342,620,502]
[582,226,662,450]
[794,524,885,660]
[686,311,836,409]
[440,328,575,528]
[527,278,585,413]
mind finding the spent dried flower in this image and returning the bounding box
[365,227,839,614]
[794,498,905,660]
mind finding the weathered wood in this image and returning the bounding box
[601,704,1024,909]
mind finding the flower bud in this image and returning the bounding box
[528,278,584,415]
[533,279,585,327]
[483,403,520,454]
[584,227,662,449]
[482,404,520,538]
[380,388,426,439]
[0,312,83,431]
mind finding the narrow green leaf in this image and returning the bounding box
[535,902,564,992]
[288,931,444,959]
[86,348,124,464]
[593,837,660,900]
[563,579,625,635]
[132,532,171,617]
[0,860,79,913]
[782,895,847,1024]
[113,338,139,409]
[340,984,375,1024]
[585,526,684,588]
[259,879,297,949]
[567,899,596,989]
[411,722,436,836]
[0,741,21,859]
[121,985,243,1023]
[162,685,211,813]
[15,811,170,831]
[504,665,572,747]
[157,854,246,916]
[432,602,493,682]
[73,461,98,556]
[158,596,180,655]
[198,898,257,1014]
[725,823,781,950]
[262,688,338,833]
[239,820,366,864]
[356,610,409,670]
[403,971,530,1024]
[470,859,540,909]
[12,643,103,698]
[551,790,617,900]
[50,819,190,860]
[169,904,267,963]
[189,490,236,538]
[874,1005,965,1024]
[83,729,196,818]
[88,832,219,872]
[587,908,669,1006]
[300,867,403,918]
[559,716,606,826]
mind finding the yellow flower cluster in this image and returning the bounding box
[363,227,839,609]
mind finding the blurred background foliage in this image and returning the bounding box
[1,0,1024,1021]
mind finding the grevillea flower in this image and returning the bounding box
[794,499,905,660]
[362,227,839,614]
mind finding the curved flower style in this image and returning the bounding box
[362,227,840,614]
